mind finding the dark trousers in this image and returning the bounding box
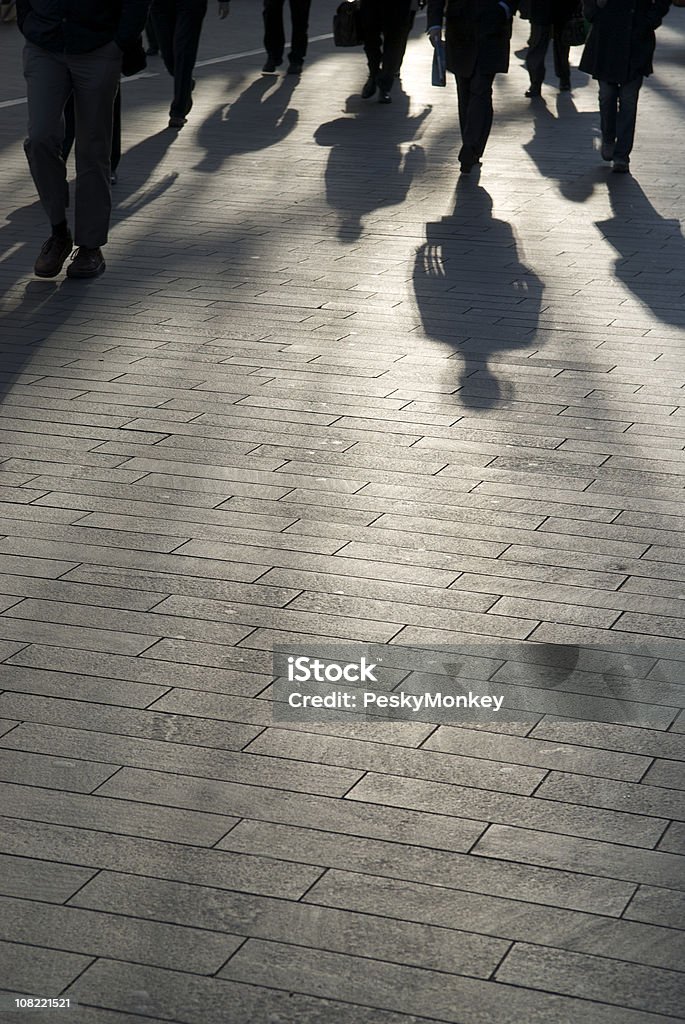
[526,21,570,86]
[360,0,412,93]
[263,0,312,63]
[64,88,121,173]
[22,40,121,248]
[599,76,643,162]
[456,71,495,165]
[152,0,208,118]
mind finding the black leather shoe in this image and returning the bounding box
[168,115,186,129]
[559,79,571,92]
[34,232,73,278]
[262,56,282,73]
[287,59,303,75]
[378,90,392,104]
[525,84,541,98]
[612,159,630,174]
[66,246,106,279]
[361,75,376,99]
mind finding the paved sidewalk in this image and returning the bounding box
[0,3,684,1022]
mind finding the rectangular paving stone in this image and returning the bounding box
[0,853,96,903]
[536,771,685,822]
[642,759,685,790]
[0,723,362,798]
[0,748,119,794]
[424,726,651,781]
[0,896,244,975]
[0,939,92,996]
[625,886,685,929]
[0,815,321,900]
[474,823,685,890]
[495,942,685,1017]
[95,767,484,852]
[346,771,667,847]
[71,871,509,979]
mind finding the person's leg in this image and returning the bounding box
[376,0,411,94]
[455,73,471,142]
[62,92,75,162]
[263,0,286,63]
[598,79,619,155]
[361,0,382,76]
[111,87,122,175]
[145,15,159,54]
[170,0,208,120]
[288,0,311,65]
[396,7,416,76]
[151,0,177,80]
[613,75,643,167]
[525,22,549,93]
[459,71,495,167]
[552,15,570,88]
[23,43,72,230]
[70,42,121,252]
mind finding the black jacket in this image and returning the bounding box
[579,0,671,82]
[17,0,150,54]
[426,0,517,76]
[529,0,577,25]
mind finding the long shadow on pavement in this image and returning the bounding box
[413,178,544,409]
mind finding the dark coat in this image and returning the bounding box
[580,0,671,82]
[529,0,577,23]
[426,0,517,77]
[16,0,150,53]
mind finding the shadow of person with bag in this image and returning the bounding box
[314,89,430,241]
[413,179,544,409]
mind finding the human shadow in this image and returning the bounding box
[314,89,430,241]
[523,93,602,203]
[413,180,544,409]
[194,75,299,173]
[596,173,685,328]
[111,128,180,222]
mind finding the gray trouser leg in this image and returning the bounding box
[23,42,72,228]
[23,41,121,248]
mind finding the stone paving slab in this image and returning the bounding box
[0,0,684,1020]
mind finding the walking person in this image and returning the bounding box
[263,0,312,75]
[524,0,577,96]
[151,0,231,130]
[427,0,518,174]
[360,0,413,103]
[17,0,148,279]
[580,0,671,173]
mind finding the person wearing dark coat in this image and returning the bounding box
[360,0,413,103]
[262,0,312,75]
[580,0,671,173]
[427,0,517,174]
[16,0,149,279]
[151,0,230,129]
[525,0,577,96]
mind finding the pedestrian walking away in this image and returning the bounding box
[524,0,578,96]
[580,0,671,174]
[427,0,518,174]
[360,0,414,103]
[263,0,312,75]
[17,0,148,280]
[151,0,231,130]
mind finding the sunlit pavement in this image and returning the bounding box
[0,3,684,1022]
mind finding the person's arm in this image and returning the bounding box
[426,0,445,42]
[647,0,671,29]
[15,0,30,30]
[116,0,154,49]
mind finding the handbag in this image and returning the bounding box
[561,15,588,47]
[431,39,446,87]
[333,0,363,47]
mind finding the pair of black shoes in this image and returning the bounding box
[34,232,105,279]
[361,75,391,103]
[263,55,303,75]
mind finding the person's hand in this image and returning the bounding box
[427,27,442,47]
[218,1,230,18]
